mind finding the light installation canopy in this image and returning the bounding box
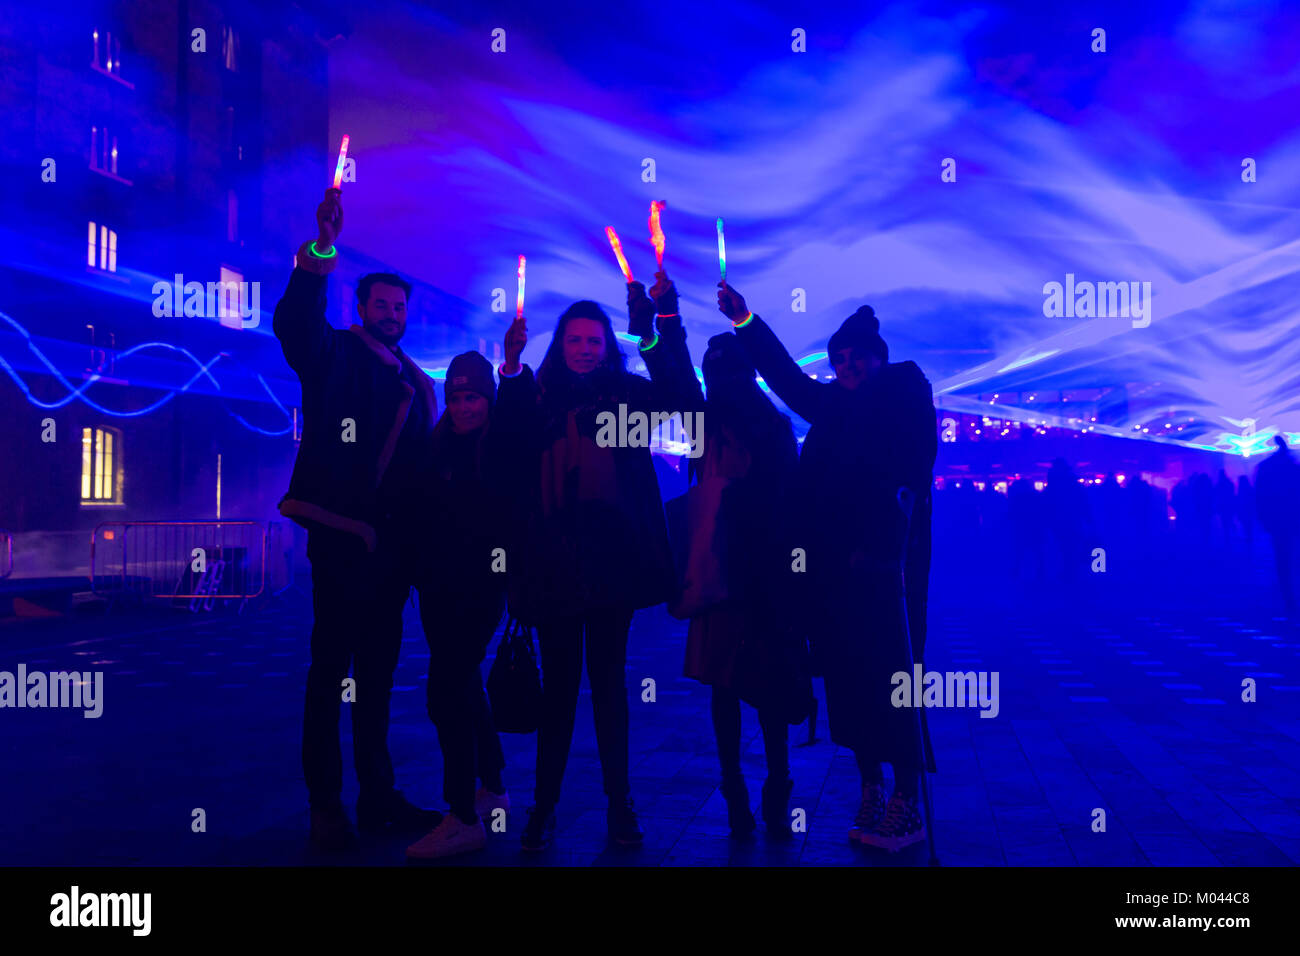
[327,0,1300,454]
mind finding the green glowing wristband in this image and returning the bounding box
[638,332,660,352]
[733,311,754,329]
[308,240,338,260]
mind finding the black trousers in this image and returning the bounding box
[419,583,506,821]
[302,526,412,810]
[534,607,635,808]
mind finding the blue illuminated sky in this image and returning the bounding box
[326,0,1300,452]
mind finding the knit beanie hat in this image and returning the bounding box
[444,351,496,406]
[827,305,888,362]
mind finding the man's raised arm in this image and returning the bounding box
[273,188,344,376]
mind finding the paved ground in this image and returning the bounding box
[2,544,1298,867]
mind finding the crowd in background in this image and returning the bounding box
[930,439,1300,616]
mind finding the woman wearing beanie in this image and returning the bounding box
[681,330,812,838]
[499,272,702,852]
[717,284,938,853]
[406,350,520,860]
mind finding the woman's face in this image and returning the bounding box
[448,390,489,434]
[562,317,607,374]
[830,346,880,391]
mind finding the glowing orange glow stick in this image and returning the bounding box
[605,226,633,283]
[332,135,350,189]
[648,201,666,270]
[516,255,525,318]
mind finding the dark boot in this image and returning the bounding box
[521,805,557,852]
[309,803,357,853]
[721,774,756,838]
[607,797,643,847]
[761,775,794,838]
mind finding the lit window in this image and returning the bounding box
[90,126,120,174]
[81,426,123,504]
[87,222,118,272]
[89,126,131,183]
[222,26,240,71]
[218,266,244,329]
[92,29,122,76]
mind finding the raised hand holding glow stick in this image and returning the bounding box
[716,217,727,284]
[648,201,667,270]
[331,135,350,190]
[605,226,634,283]
[516,255,526,318]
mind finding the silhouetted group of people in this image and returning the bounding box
[273,188,938,861]
[1254,436,1300,616]
[935,443,1300,618]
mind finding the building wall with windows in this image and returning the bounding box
[0,2,343,576]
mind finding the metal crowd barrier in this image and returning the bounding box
[90,521,269,606]
[0,529,12,579]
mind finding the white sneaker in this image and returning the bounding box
[406,813,487,860]
[474,787,511,820]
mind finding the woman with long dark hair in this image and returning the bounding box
[679,330,810,837]
[499,274,702,851]
[718,283,938,853]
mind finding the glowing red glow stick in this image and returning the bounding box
[605,226,633,283]
[648,201,667,270]
[332,135,350,189]
[516,255,525,318]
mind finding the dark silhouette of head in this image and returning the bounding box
[693,331,792,483]
[702,332,756,399]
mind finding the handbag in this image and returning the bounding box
[486,617,543,733]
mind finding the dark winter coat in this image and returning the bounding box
[424,414,527,603]
[498,316,701,622]
[273,267,438,551]
[735,313,937,761]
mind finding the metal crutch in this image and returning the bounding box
[897,485,940,866]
